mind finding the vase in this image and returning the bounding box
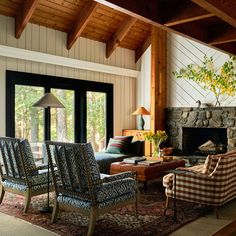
[152,140,161,158]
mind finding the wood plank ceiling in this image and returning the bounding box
[0,0,236,61]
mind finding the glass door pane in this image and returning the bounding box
[50,89,74,142]
[87,91,106,152]
[15,85,44,161]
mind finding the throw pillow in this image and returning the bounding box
[105,136,133,154]
[130,140,144,156]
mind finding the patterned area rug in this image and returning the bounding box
[0,181,209,236]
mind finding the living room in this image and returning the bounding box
[0,0,236,235]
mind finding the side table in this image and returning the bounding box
[164,169,187,222]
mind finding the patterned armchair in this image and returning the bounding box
[45,141,137,236]
[163,151,236,218]
[0,137,54,213]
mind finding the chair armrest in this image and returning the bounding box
[102,171,136,183]
[176,164,204,174]
[96,178,136,202]
[163,171,214,190]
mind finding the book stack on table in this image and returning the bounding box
[122,156,146,164]
[123,157,162,165]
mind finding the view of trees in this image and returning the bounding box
[15,85,44,143]
[15,85,106,152]
[87,91,106,151]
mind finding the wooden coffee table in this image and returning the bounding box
[110,158,185,191]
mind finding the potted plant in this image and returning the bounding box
[143,130,168,157]
[173,55,236,106]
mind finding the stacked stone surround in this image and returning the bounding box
[165,107,236,153]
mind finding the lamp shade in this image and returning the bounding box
[132,107,150,115]
[32,93,65,108]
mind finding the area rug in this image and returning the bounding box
[0,181,210,236]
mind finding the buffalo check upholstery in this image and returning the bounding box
[163,151,236,207]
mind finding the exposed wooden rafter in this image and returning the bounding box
[106,16,137,58]
[210,28,236,45]
[135,36,151,63]
[67,1,99,50]
[94,0,164,26]
[15,0,38,38]
[192,0,236,28]
[164,2,214,27]
[216,42,236,55]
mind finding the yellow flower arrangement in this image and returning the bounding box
[143,130,168,144]
[143,130,168,157]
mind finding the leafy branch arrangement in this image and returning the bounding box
[173,55,236,106]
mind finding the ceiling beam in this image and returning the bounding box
[96,0,236,56]
[67,1,99,50]
[192,0,236,28]
[210,28,236,45]
[106,16,137,58]
[135,35,151,62]
[216,42,236,55]
[94,0,163,26]
[15,0,38,38]
[165,2,214,27]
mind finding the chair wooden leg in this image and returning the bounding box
[214,206,219,219]
[24,188,32,213]
[166,196,169,209]
[0,185,5,204]
[87,207,98,236]
[51,199,59,223]
[164,196,169,216]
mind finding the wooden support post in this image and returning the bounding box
[150,26,167,132]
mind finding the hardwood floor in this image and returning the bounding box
[170,199,236,236]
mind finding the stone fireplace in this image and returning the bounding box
[165,107,236,155]
[182,127,227,155]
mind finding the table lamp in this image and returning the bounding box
[132,106,150,130]
[32,92,65,213]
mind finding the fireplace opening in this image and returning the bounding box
[182,127,227,156]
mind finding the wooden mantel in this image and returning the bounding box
[150,26,167,132]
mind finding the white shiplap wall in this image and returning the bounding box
[167,32,233,107]
[136,32,235,115]
[0,15,137,136]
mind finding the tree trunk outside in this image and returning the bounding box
[56,90,67,141]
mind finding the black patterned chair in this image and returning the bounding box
[45,141,137,236]
[0,137,54,213]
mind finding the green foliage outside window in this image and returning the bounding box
[173,55,236,106]
[15,86,106,152]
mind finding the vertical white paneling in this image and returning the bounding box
[0,14,137,136]
[39,26,47,74]
[0,15,7,44]
[136,45,151,130]
[0,56,6,136]
[31,24,40,73]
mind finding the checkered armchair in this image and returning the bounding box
[0,137,54,213]
[45,141,137,236]
[163,151,236,218]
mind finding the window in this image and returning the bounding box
[87,91,106,152]
[50,89,74,142]
[6,71,113,152]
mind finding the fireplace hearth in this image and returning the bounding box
[182,127,227,155]
[165,107,236,155]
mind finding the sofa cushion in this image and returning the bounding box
[105,136,133,154]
